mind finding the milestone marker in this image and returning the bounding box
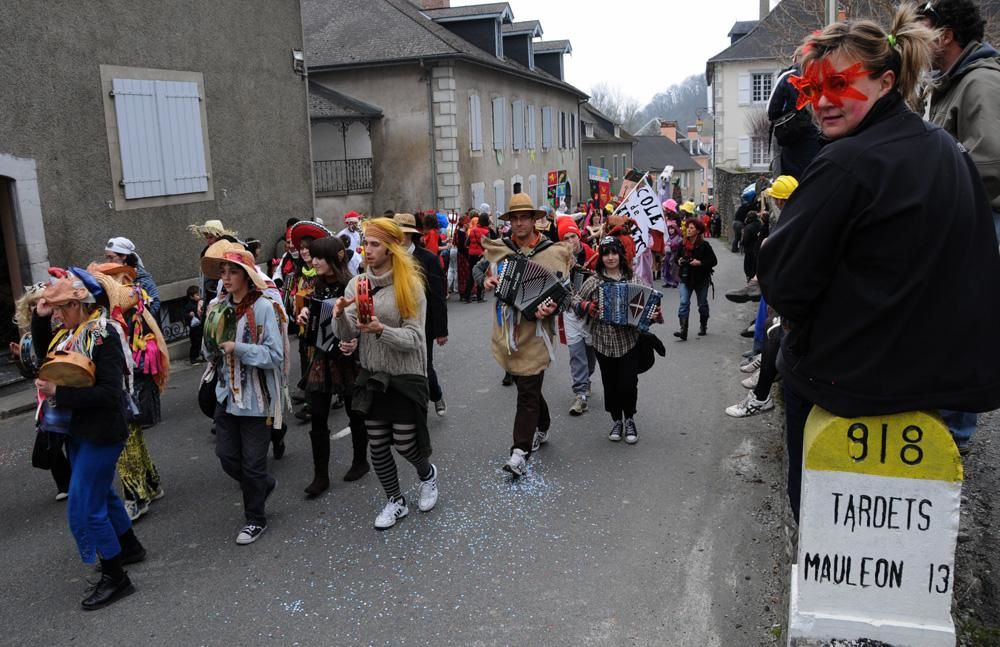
[788,408,963,646]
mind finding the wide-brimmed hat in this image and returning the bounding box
[679,201,696,215]
[201,240,268,291]
[500,193,546,221]
[288,221,333,249]
[89,269,140,312]
[392,212,421,235]
[188,219,238,239]
[42,275,91,306]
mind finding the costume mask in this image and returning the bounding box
[789,58,871,110]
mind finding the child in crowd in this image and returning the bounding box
[184,285,203,364]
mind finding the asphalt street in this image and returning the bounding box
[0,239,788,647]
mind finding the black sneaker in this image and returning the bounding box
[609,420,623,442]
[501,372,513,386]
[236,523,267,545]
[624,418,638,444]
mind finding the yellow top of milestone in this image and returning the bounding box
[804,407,963,482]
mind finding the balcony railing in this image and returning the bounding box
[313,158,373,194]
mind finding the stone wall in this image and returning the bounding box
[714,167,764,240]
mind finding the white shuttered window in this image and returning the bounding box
[527,174,537,206]
[493,179,505,213]
[112,78,209,199]
[492,97,506,151]
[541,106,552,149]
[526,105,536,149]
[512,99,524,151]
[737,73,751,106]
[469,94,483,152]
[738,136,751,167]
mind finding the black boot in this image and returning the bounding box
[82,556,135,611]
[117,529,146,565]
[673,317,689,341]
[303,465,329,497]
[698,315,708,336]
[304,431,330,496]
[344,419,370,482]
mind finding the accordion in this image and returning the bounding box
[308,296,338,352]
[597,282,663,332]
[495,255,571,321]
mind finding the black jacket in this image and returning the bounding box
[679,239,718,288]
[413,244,448,339]
[758,92,1000,416]
[33,313,129,445]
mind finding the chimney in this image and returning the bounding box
[421,0,450,8]
[659,120,677,143]
[759,0,769,19]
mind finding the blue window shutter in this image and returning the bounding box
[113,78,166,199]
[156,80,208,195]
[512,100,524,151]
[492,97,506,151]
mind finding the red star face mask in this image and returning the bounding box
[788,58,871,110]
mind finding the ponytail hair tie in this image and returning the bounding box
[887,33,898,47]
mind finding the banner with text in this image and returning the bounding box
[622,178,666,255]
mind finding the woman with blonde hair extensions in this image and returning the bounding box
[758,5,1000,521]
[332,217,437,531]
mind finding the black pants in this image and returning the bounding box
[308,391,368,469]
[782,383,814,524]
[596,347,639,421]
[731,221,744,253]
[463,254,483,300]
[511,372,550,455]
[41,432,72,493]
[214,406,275,525]
[189,324,203,362]
[426,336,443,402]
[753,326,782,402]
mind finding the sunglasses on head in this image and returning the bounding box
[917,1,942,24]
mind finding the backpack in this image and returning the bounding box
[772,108,814,146]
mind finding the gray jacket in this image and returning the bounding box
[928,41,1000,213]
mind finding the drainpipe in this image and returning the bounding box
[420,58,439,210]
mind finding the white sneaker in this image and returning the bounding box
[235,523,267,545]
[741,355,762,373]
[417,465,439,512]
[742,370,759,389]
[374,497,409,530]
[503,448,528,477]
[530,429,549,452]
[725,393,775,418]
[55,492,68,501]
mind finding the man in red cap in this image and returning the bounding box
[557,216,598,415]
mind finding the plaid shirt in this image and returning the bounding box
[577,274,641,358]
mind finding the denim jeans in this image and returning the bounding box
[66,438,131,563]
[783,383,814,524]
[753,297,768,348]
[567,340,596,397]
[678,282,709,320]
[938,410,977,448]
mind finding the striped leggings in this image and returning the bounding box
[366,419,432,500]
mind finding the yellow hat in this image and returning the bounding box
[679,201,696,214]
[765,175,799,200]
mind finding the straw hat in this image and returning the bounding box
[87,262,136,283]
[500,193,547,221]
[88,270,140,312]
[201,240,268,291]
[188,219,238,239]
[392,212,421,235]
[288,220,333,248]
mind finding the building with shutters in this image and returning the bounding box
[0,1,313,366]
[303,0,587,224]
[579,103,635,195]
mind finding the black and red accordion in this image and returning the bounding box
[597,282,662,332]
[494,256,571,321]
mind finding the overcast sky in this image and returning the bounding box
[451,0,771,106]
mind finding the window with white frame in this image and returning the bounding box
[108,76,211,201]
[584,122,595,138]
[469,94,483,152]
[493,179,506,213]
[752,72,774,104]
[525,104,536,149]
[492,96,506,151]
[541,106,552,149]
[512,99,524,151]
[751,136,770,166]
[471,182,486,209]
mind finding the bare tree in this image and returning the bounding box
[588,82,643,131]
